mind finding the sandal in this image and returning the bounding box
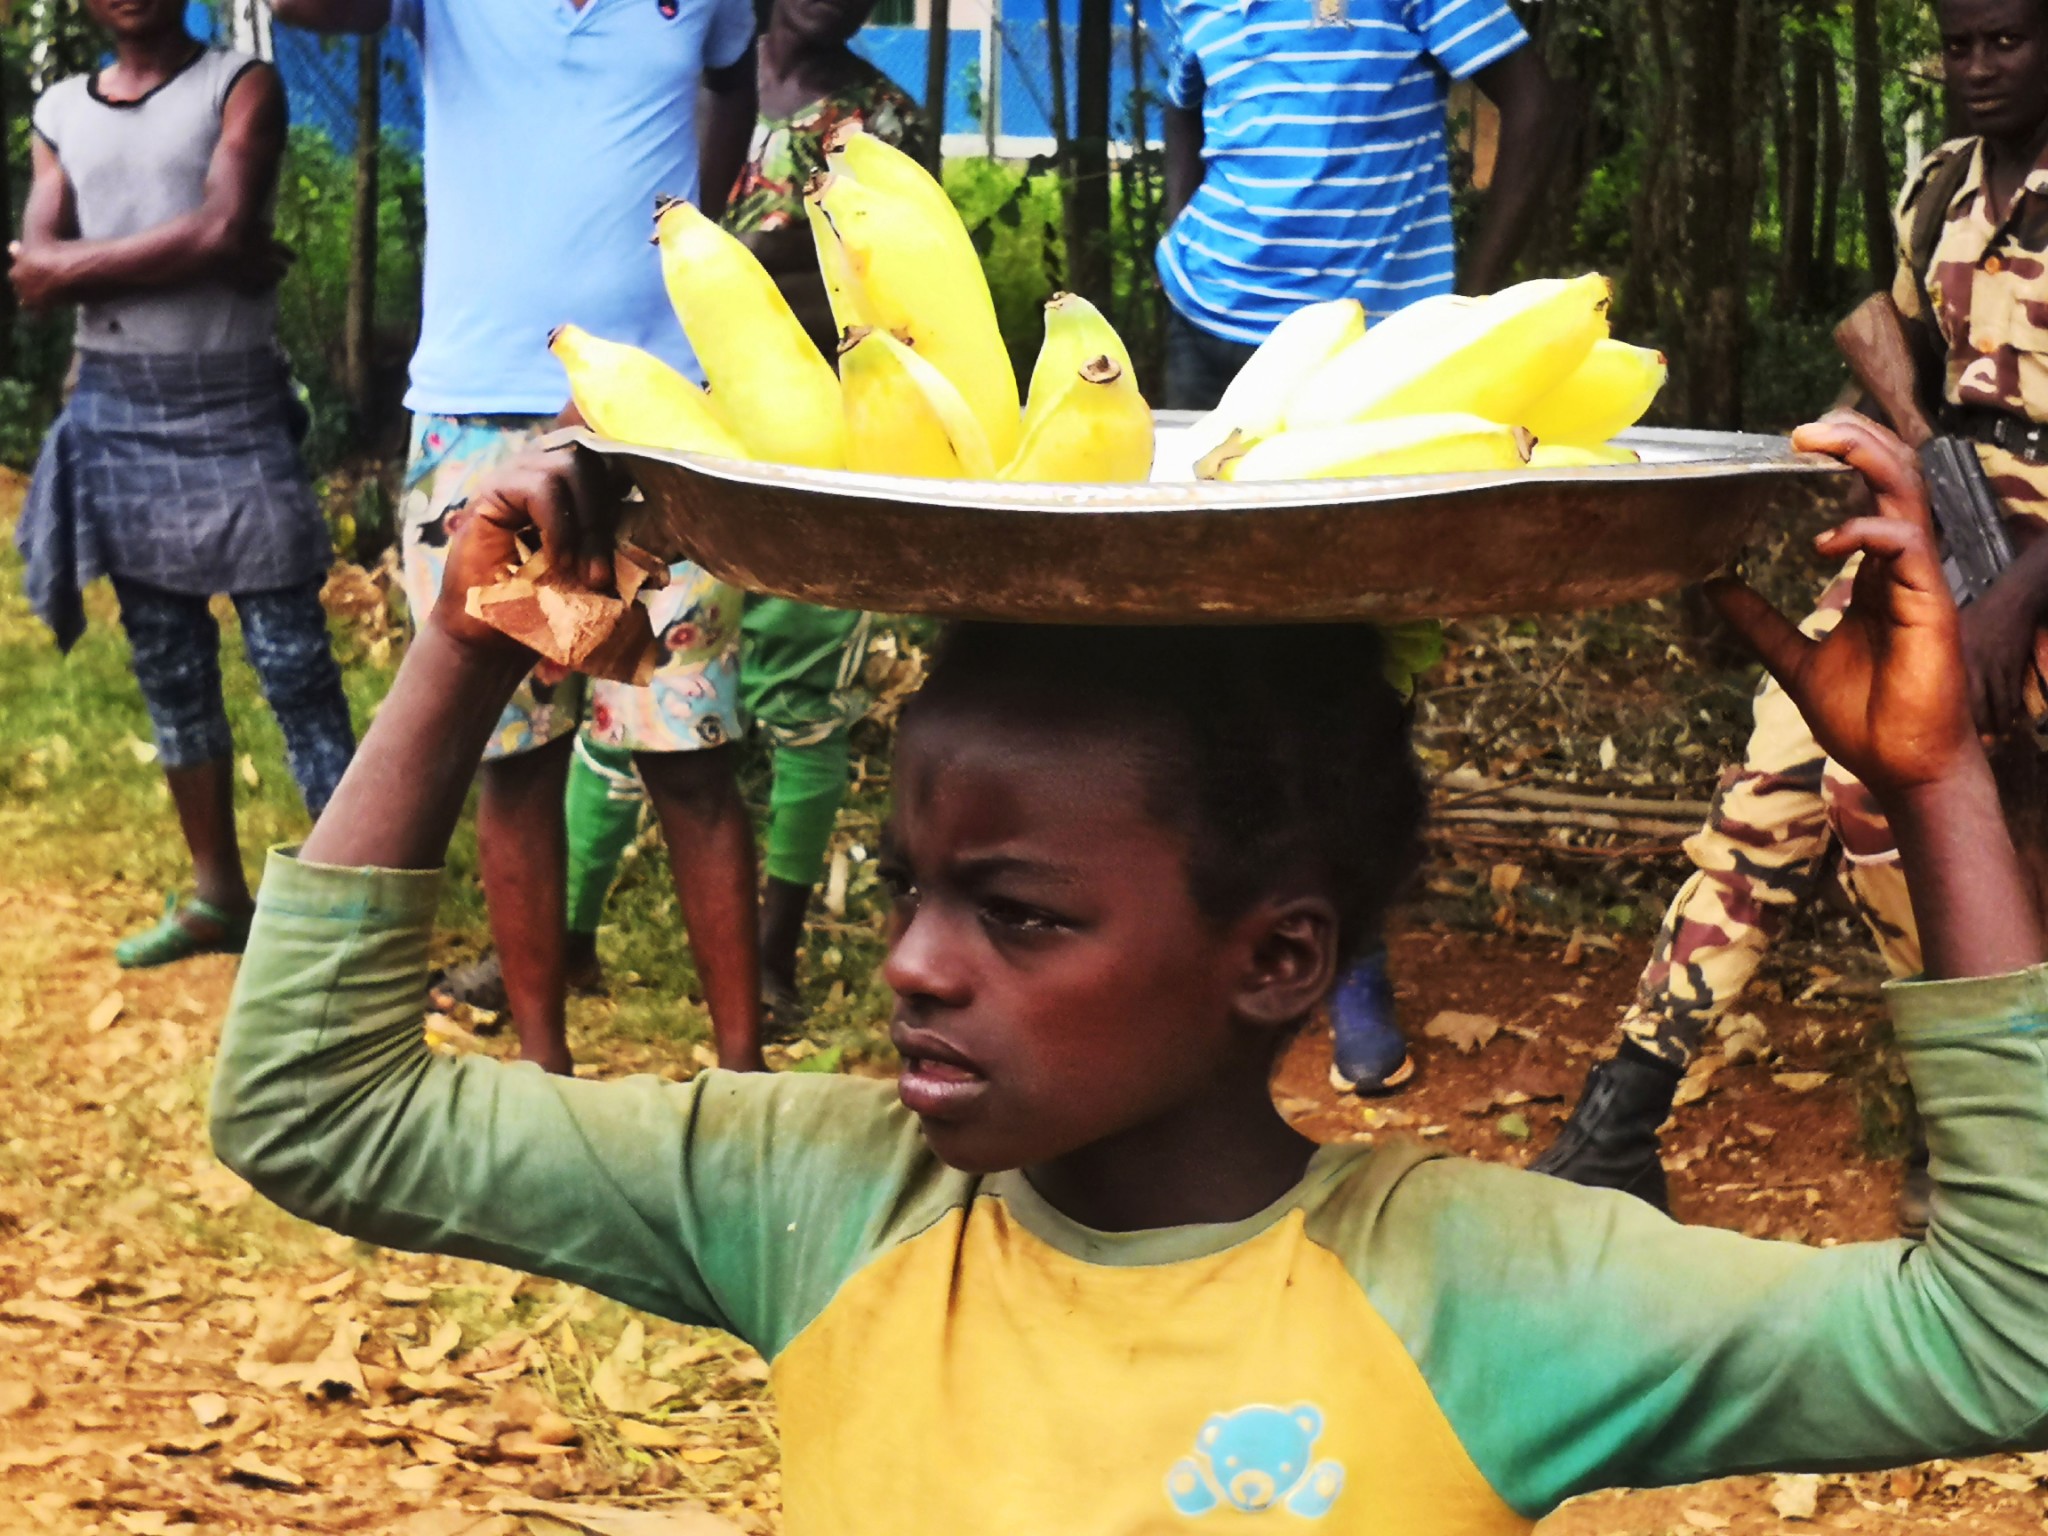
[115,893,252,970]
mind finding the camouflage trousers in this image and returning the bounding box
[1621,564,1922,1068]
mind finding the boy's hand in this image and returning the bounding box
[432,442,623,662]
[7,241,66,311]
[1705,412,1979,800]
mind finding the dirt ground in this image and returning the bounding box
[7,873,2048,1534]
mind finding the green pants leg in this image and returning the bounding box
[565,736,645,937]
[766,728,853,889]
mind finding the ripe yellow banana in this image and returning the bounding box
[655,196,845,470]
[1185,297,1366,461]
[838,326,996,479]
[810,170,1022,466]
[805,192,866,338]
[1021,292,1135,442]
[999,355,1153,482]
[1287,274,1611,432]
[827,127,961,242]
[1220,413,1533,482]
[1522,339,1667,446]
[548,324,747,457]
[1528,442,1641,468]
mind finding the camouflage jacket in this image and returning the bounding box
[1892,135,2048,519]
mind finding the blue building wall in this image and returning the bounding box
[207,4,1164,154]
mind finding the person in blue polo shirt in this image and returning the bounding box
[1159,0,1559,1092]
[269,0,768,1078]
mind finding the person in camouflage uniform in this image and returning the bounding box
[1531,0,2048,1233]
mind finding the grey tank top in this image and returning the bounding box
[31,49,277,355]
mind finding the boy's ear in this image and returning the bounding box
[1231,894,1340,1031]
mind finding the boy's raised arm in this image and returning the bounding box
[1366,416,2048,1517]
[211,450,921,1352]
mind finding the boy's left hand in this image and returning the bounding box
[1705,412,1980,801]
[431,442,624,663]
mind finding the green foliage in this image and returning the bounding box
[272,126,425,470]
[947,158,1063,378]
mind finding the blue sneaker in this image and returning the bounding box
[1327,949,1414,1095]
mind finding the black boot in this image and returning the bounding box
[1529,1043,1683,1212]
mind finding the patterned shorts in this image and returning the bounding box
[398,414,743,760]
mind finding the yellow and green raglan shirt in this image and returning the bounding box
[213,855,2048,1534]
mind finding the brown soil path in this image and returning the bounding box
[4,879,2047,1533]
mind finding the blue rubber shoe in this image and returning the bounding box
[1328,948,1414,1096]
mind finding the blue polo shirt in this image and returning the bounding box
[1158,0,1527,344]
[391,0,756,414]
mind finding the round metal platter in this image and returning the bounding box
[593,418,1858,623]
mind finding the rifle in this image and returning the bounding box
[1833,292,2015,605]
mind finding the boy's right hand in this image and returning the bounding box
[1704,412,1981,803]
[431,442,624,663]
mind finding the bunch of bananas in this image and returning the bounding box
[1189,275,1668,482]
[550,132,1153,484]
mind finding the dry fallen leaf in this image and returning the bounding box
[0,1377,44,1416]
[225,1451,308,1490]
[296,1269,357,1303]
[1422,1011,1500,1055]
[188,1392,229,1428]
[1,1295,88,1329]
[85,989,124,1033]
[1773,1071,1832,1094]
[591,1321,679,1417]
[381,1280,436,1305]
[401,1316,465,1373]
[614,1418,689,1450]
[1769,1472,1820,1520]
[295,1316,367,1400]
[147,1431,223,1456]
[496,1430,578,1462]
[497,1499,745,1535]
[1680,1510,1729,1531]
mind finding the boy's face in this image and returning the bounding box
[882,708,1277,1175]
[85,0,187,39]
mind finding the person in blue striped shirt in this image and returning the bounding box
[1157,0,1558,1093]
[1158,0,1558,402]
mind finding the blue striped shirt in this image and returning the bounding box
[1157,0,1529,343]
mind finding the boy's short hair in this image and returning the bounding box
[905,622,1426,965]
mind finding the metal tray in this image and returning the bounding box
[591,418,1857,623]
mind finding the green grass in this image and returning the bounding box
[0,489,900,1073]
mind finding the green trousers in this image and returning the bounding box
[564,598,870,933]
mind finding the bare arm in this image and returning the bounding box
[1459,47,1559,296]
[9,65,291,311]
[1164,101,1204,228]
[267,0,392,33]
[697,43,759,225]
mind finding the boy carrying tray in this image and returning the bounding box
[214,415,2048,1531]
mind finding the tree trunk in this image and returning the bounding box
[1813,46,1844,308]
[1043,0,1070,171]
[1067,0,1113,304]
[1657,0,1781,428]
[1851,0,1892,287]
[0,51,16,377]
[344,33,380,444]
[1776,23,1819,315]
[923,0,950,176]
[1616,0,1676,339]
